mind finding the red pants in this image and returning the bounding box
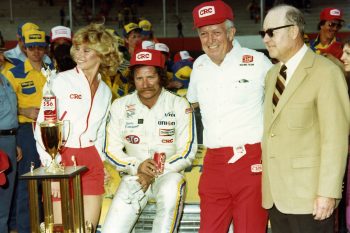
[198,143,267,233]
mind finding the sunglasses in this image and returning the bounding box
[259,24,294,38]
[328,22,343,29]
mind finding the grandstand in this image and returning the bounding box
[0,0,349,41]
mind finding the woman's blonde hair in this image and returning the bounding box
[71,23,120,77]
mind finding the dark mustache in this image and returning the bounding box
[139,88,156,92]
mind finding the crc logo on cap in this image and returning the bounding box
[198,6,215,18]
[330,9,340,16]
[29,34,42,39]
[136,52,152,61]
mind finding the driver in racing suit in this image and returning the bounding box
[103,49,197,233]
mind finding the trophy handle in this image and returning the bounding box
[61,120,70,147]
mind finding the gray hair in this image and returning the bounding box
[196,19,235,35]
[225,19,234,31]
[270,4,305,36]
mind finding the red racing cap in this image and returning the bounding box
[192,0,234,28]
[0,150,9,186]
[130,49,165,68]
[320,8,344,22]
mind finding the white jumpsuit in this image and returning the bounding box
[103,88,197,233]
[34,67,112,164]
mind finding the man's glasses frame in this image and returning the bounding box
[328,21,343,29]
[259,24,295,38]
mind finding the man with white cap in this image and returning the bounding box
[103,49,197,233]
[310,7,345,60]
[187,1,272,232]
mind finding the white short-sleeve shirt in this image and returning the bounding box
[187,40,272,148]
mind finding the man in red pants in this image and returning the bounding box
[187,1,272,233]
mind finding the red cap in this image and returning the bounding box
[192,0,234,28]
[130,49,165,68]
[320,8,344,22]
[0,150,9,186]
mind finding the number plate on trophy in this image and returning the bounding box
[43,96,57,121]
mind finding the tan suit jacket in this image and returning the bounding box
[262,48,350,214]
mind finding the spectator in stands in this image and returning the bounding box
[188,1,272,233]
[177,18,184,38]
[102,28,130,100]
[59,7,65,25]
[246,0,260,23]
[4,22,51,66]
[261,4,349,233]
[123,22,142,59]
[170,50,193,94]
[139,19,157,42]
[35,23,120,232]
[0,31,4,48]
[52,44,76,72]
[155,43,172,69]
[49,26,72,59]
[117,10,124,28]
[5,28,52,233]
[310,7,344,60]
[103,48,197,233]
[48,26,74,73]
[123,6,131,24]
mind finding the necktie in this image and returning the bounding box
[272,65,287,111]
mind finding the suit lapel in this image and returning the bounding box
[270,49,315,125]
[265,65,280,125]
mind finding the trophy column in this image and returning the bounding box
[21,166,87,233]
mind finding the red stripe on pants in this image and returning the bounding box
[198,143,268,233]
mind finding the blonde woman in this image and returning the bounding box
[35,23,120,231]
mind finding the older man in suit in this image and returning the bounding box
[260,4,350,233]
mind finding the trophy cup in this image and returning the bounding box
[40,66,69,173]
[40,120,69,173]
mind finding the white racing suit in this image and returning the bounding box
[103,88,197,233]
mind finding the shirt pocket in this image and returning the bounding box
[22,86,36,95]
[227,78,260,104]
[0,89,6,109]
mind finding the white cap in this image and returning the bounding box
[50,26,72,43]
[179,51,192,60]
[141,40,155,49]
[155,43,169,53]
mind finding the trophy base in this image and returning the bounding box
[45,161,64,174]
